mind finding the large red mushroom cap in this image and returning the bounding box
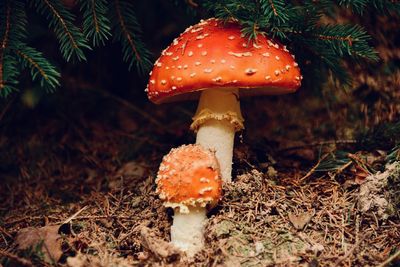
[156,144,222,213]
[147,18,302,104]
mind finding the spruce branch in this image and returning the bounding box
[357,121,400,151]
[1,0,398,98]
[0,54,19,98]
[306,24,379,61]
[79,0,111,46]
[110,0,152,73]
[338,0,400,14]
[387,145,400,163]
[200,0,389,85]
[260,0,289,23]
[0,2,11,92]
[338,0,368,13]
[15,46,60,91]
[0,0,27,96]
[30,0,90,62]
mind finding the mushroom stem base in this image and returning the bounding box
[171,207,206,257]
[193,88,243,183]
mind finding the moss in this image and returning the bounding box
[214,225,309,266]
[387,162,400,217]
[214,220,236,238]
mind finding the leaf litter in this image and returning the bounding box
[1,14,400,264]
[15,224,64,264]
[1,96,400,266]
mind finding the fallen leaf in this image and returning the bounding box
[288,210,315,230]
[15,224,64,263]
[351,165,370,185]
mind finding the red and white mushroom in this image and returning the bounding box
[156,144,222,256]
[147,18,302,183]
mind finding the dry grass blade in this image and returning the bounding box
[334,234,369,265]
[377,249,400,267]
[62,206,88,224]
[300,153,329,182]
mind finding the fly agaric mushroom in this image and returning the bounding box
[147,18,302,183]
[156,144,222,256]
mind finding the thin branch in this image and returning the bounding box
[269,0,278,16]
[299,153,329,182]
[281,28,355,45]
[314,34,353,45]
[114,0,141,62]
[334,234,369,265]
[15,49,49,80]
[91,0,100,33]
[186,0,198,8]
[42,0,78,49]
[62,206,88,224]
[279,139,358,152]
[0,225,12,239]
[74,215,130,220]
[0,3,11,90]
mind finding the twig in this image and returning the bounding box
[279,139,357,152]
[0,225,12,239]
[74,215,131,220]
[5,215,59,225]
[377,249,400,267]
[118,224,141,243]
[334,234,368,265]
[269,0,278,16]
[347,153,372,175]
[62,206,88,224]
[299,153,329,182]
[186,0,198,7]
[114,0,141,62]
[1,233,8,247]
[336,160,353,174]
[0,250,34,267]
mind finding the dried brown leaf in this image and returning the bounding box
[15,224,63,263]
[288,210,315,230]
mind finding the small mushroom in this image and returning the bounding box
[147,18,302,183]
[156,144,222,257]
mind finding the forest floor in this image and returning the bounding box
[0,82,399,267]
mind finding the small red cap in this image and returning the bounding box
[156,144,222,213]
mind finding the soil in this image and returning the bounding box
[1,10,400,267]
[0,85,399,266]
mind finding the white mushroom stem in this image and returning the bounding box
[192,88,244,183]
[170,207,207,257]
